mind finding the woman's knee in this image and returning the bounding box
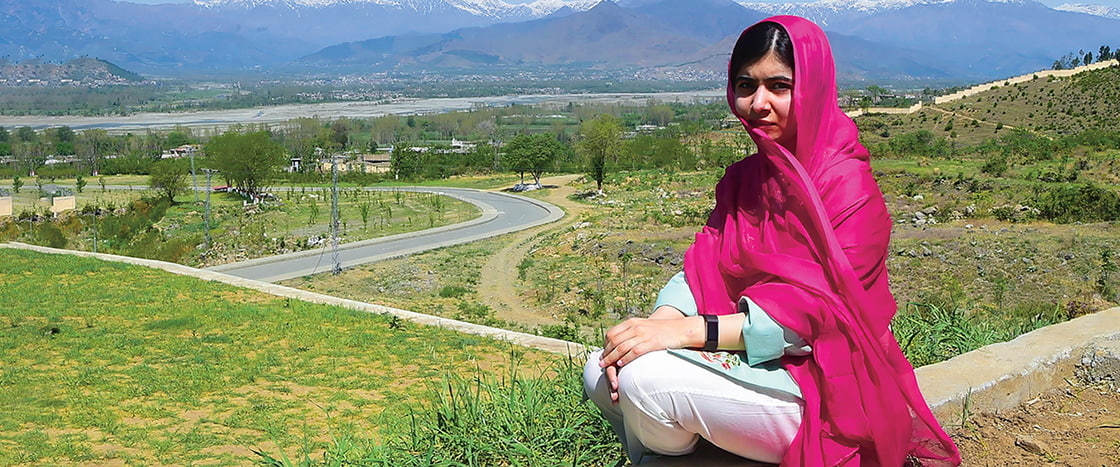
[583,350,610,404]
[614,350,679,401]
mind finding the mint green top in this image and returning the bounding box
[655,272,810,398]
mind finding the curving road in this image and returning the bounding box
[206,187,564,283]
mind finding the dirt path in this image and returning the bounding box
[477,174,588,329]
[926,105,1019,131]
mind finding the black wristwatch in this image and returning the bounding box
[702,314,719,351]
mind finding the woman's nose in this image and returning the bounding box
[751,90,771,114]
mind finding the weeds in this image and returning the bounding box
[893,301,1065,367]
[254,355,621,467]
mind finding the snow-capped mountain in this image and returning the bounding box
[738,0,1039,25]
[194,0,598,19]
[1056,3,1120,19]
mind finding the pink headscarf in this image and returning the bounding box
[683,16,960,466]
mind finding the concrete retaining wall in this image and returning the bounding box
[916,306,1120,423]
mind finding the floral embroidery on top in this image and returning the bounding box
[698,351,744,370]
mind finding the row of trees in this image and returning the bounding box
[387,113,724,192]
[1051,45,1118,70]
[3,100,749,200]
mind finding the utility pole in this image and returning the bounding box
[189,145,199,203]
[331,154,341,275]
[203,168,217,252]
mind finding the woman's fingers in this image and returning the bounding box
[599,320,637,367]
[605,364,619,403]
[600,318,681,367]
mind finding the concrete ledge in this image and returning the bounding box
[916,306,1120,423]
[2,242,585,356]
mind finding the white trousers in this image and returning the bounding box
[583,350,803,464]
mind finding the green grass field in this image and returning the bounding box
[0,248,614,465]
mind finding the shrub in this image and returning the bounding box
[438,285,471,298]
[1035,183,1120,223]
[538,323,582,343]
[34,222,68,248]
[980,156,1008,176]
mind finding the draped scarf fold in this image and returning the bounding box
[683,16,960,466]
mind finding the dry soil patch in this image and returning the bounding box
[955,382,1120,465]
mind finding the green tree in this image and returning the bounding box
[149,160,189,204]
[390,143,424,180]
[14,141,48,176]
[46,126,76,155]
[624,135,695,170]
[204,130,286,198]
[647,104,675,126]
[165,130,192,149]
[501,133,566,186]
[76,129,110,176]
[577,115,622,194]
[15,126,36,143]
[75,174,86,194]
[330,120,350,151]
[11,175,22,194]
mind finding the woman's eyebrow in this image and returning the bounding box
[735,74,792,82]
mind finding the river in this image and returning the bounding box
[0,90,724,132]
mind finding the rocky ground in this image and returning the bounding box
[954,381,1120,466]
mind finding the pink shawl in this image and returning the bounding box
[683,16,960,466]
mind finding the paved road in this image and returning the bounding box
[206,187,563,283]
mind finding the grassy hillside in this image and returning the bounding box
[857,64,1120,148]
[0,248,612,465]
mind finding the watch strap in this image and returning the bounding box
[702,314,719,352]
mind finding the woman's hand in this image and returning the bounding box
[599,306,702,403]
[599,312,702,369]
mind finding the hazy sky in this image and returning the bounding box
[120,0,1120,9]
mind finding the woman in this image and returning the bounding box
[583,16,961,466]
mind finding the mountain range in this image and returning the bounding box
[0,0,1117,82]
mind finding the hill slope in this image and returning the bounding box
[854,62,1120,148]
[0,58,144,86]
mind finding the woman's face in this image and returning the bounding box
[733,52,795,151]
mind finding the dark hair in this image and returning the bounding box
[729,22,794,77]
